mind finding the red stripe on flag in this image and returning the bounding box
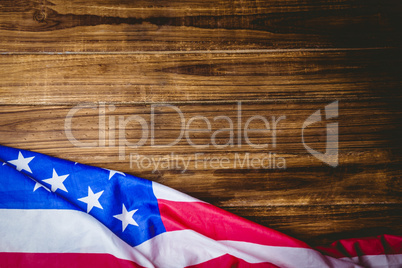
[0,253,143,268]
[186,254,280,268]
[316,234,402,258]
[158,199,309,248]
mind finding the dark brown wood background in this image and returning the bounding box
[0,0,401,246]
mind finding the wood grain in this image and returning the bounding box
[0,0,401,52]
[226,204,402,246]
[0,102,400,206]
[0,49,401,104]
[0,0,401,247]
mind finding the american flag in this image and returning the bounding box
[0,145,401,267]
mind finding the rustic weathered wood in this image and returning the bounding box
[0,0,401,52]
[0,49,401,104]
[0,0,401,248]
[0,102,400,206]
[226,204,402,246]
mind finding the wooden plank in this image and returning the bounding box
[0,102,400,207]
[0,0,401,52]
[225,204,402,246]
[0,49,401,104]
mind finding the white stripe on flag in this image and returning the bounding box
[0,209,366,268]
[0,209,154,267]
[340,254,402,268]
[136,229,360,268]
[152,181,202,202]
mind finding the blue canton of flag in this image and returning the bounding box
[0,145,166,247]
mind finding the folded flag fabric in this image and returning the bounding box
[0,145,401,268]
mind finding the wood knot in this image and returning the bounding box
[33,10,46,22]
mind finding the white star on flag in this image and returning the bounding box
[104,168,125,180]
[25,174,50,192]
[113,204,139,232]
[43,169,69,193]
[33,182,50,192]
[8,151,35,173]
[78,186,104,213]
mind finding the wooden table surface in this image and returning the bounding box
[0,0,401,246]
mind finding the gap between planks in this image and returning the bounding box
[0,96,394,106]
[220,202,402,208]
[0,47,393,55]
